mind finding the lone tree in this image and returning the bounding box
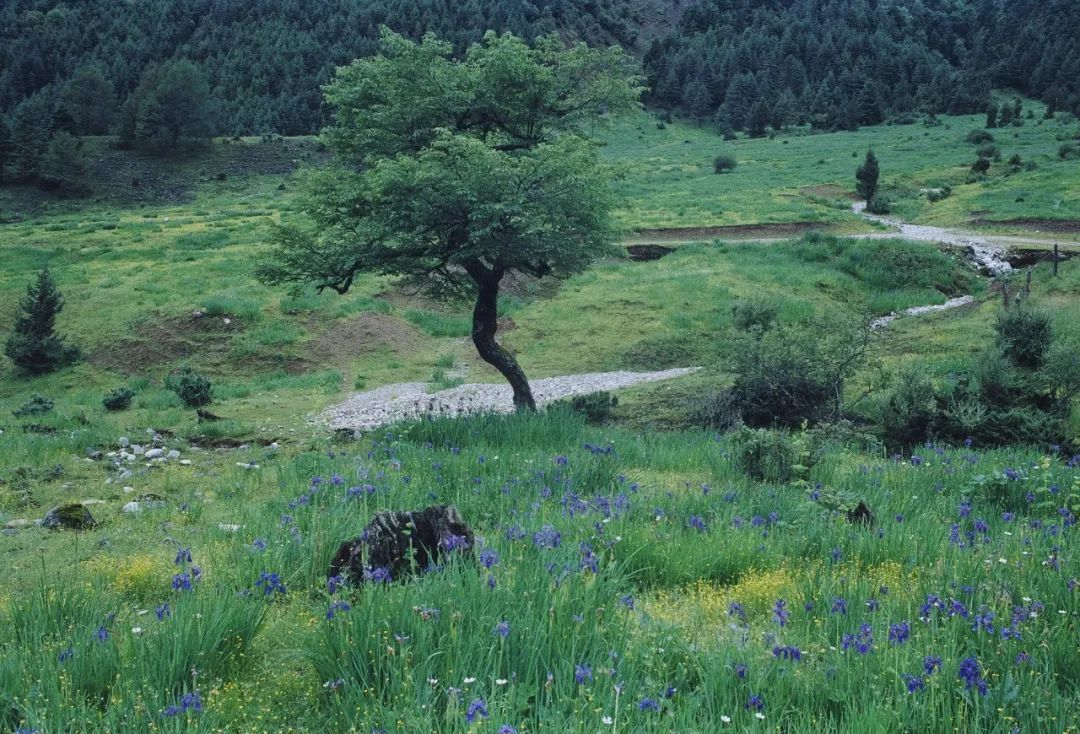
[258,30,640,410]
[855,148,880,202]
[5,268,81,375]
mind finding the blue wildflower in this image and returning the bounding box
[479,549,499,568]
[958,656,988,695]
[256,571,287,596]
[533,526,562,549]
[326,600,352,620]
[688,515,706,532]
[175,548,192,565]
[494,620,510,638]
[365,566,392,584]
[465,698,489,723]
[639,698,661,712]
[574,664,593,684]
[888,621,910,645]
[903,674,925,694]
[923,655,943,675]
[155,603,170,621]
[773,599,789,627]
[745,694,765,711]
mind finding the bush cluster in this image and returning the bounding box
[165,368,213,407]
[551,392,618,425]
[102,387,135,411]
[881,302,1073,448]
[712,154,737,174]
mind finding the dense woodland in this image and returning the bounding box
[1,0,1079,173]
[644,0,1080,133]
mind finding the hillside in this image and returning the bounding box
[2,0,1079,140]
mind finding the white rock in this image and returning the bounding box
[123,486,135,494]
[122,502,141,513]
[178,459,193,466]
[145,448,165,460]
[119,437,130,447]
[80,499,107,507]
[236,462,260,470]
[218,523,242,533]
[4,519,33,529]
[132,445,145,456]
[167,450,181,460]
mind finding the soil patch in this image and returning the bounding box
[88,313,245,374]
[628,222,824,242]
[307,312,425,364]
[1005,249,1078,268]
[972,218,1080,234]
[626,244,675,261]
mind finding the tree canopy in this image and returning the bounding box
[259,30,640,409]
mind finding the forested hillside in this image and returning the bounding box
[644,0,1080,132]
[0,0,668,136]
[1,0,1078,144]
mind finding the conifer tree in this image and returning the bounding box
[855,148,879,202]
[4,269,81,375]
[985,102,998,128]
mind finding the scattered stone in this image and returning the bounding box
[846,501,876,527]
[178,460,193,466]
[236,462,260,470]
[167,449,181,460]
[132,445,146,456]
[86,450,103,461]
[329,505,475,587]
[43,504,97,530]
[79,499,107,507]
[122,501,142,514]
[119,437,130,448]
[4,519,33,530]
[145,448,165,460]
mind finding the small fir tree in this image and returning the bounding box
[985,102,998,128]
[4,269,81,374]
[855,148,880,202]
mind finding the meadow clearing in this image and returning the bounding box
[0,103,1078,732]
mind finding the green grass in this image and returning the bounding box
[0,95,1079,733]
[0,411,1076,731]
[605,102,1080,235]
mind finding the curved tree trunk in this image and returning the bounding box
[467,263,536,411]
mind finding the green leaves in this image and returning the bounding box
[265,29,638,295]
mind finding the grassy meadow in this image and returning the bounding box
[1,102,1079,732]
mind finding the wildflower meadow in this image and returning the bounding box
[1,411,1076,732]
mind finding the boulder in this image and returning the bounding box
[329,505,474,587]
[43,504,97,530]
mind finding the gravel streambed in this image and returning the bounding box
[323,368,698,432]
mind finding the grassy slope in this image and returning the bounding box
[607,102,1080,234]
